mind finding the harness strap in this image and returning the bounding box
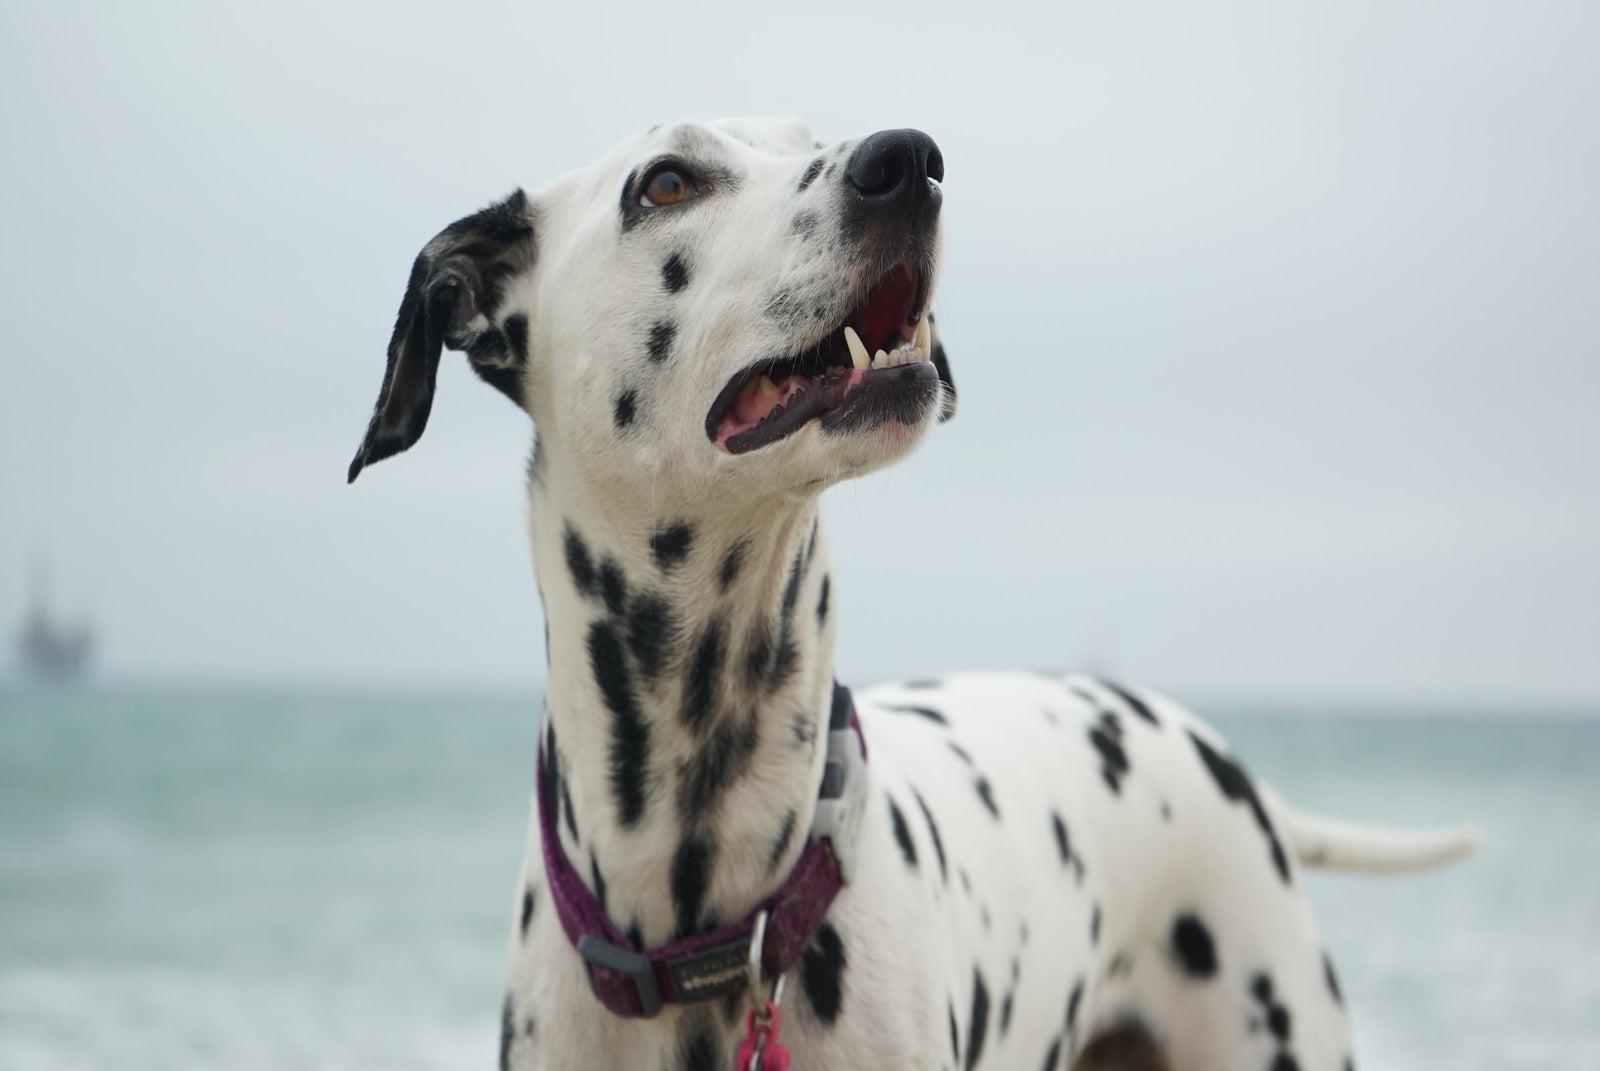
[536,681,867,1018]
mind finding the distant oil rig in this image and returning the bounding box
[12,559,94,682]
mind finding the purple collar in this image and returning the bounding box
[535,681,867,1019]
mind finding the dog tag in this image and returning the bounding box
[736,1000,790,1071]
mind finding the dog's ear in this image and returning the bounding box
[347,190,536,483]
[928,311,957,421]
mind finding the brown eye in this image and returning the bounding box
[642,167,692,207]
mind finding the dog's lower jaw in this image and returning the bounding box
[523,474,841,960]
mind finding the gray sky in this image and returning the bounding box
[2,0,1596,705]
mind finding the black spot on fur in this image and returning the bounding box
[650,523,694,569]
[792,210,819,236]
[1171,913,1218,978]
[798,156,825,191]
[503,313,529,363]
[1189,731,1291,883]
[1066,977,1084,1031]
[766,552,804,690]
[1324,951,1344,1006]
[718,539,748,591]
[540,722,562,839]
[625,591,674,682]
[560,767,579,846]
[789,709,816,749]
[678,708,758,821]
[597,558,628,616]
[662,252,690,293]
[1041,1036,1062,1071]
[670,834,714,937]
[1089,724,1129,794]
[767,808,798,873]
[743,624,773,687]
[680,1020,720,1071]
[1099,678,1161,726]
[884,704,948,725]
[974,776,1000,820]
[1251,972,1295,1045]
[1271,1054,1302,1071]
[913,788,948,882]
[948,1001,960,1062]
[613,389,636,429]
[888,796,918,868]
[589,853,609,916]
[682,618,725,733]
[587,620,649,828]
[1000,990,1014,1036]
[499,993,514,1071]
[647,320,676,362]
[519,885,536,939]
[966,969,990,1070]
[800,921,846,1025]
[563,525,595,596]
[1051,812,1072,865]
[1090,905,1101,945]
[817,574,830,624]
[948,740,975,765]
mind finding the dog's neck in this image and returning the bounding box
[527,461,838,948]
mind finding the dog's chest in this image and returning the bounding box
[504,672,1195,1070]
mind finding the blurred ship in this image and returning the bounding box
[13,559,94,682]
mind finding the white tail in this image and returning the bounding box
[1269,792,1483,873]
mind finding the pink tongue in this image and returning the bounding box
[732,378,787,426]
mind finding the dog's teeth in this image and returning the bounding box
[784,379,804,400]
[913,317,931,352]
[844,326,870,370]
[755,375,780,399]
[871,348,891,369]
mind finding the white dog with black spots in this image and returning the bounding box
[348,118,1479,1071]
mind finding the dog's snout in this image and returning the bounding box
[845,129,943,222]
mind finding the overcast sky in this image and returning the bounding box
[1,0,1595,706]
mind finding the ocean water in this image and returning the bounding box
[1,686,1596,1069]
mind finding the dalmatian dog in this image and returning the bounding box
[347,119,1479,1071]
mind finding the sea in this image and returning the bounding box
[1,685,1596,1069]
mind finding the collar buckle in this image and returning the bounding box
[576,934,663,1018]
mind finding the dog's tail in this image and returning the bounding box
[1268,792,1483,873]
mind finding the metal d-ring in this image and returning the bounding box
[746,909,770,1007]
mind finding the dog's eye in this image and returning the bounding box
[641,166,694,207]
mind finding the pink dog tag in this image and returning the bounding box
[735,1001,790,1071]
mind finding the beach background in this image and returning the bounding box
[2,686,1595,1070]
[3,0,1596,1067]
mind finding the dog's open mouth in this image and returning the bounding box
[706,262,938,454]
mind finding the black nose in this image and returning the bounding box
[845,129,944,222]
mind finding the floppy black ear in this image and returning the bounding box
[347,190,536,483]
[928,311,957,421]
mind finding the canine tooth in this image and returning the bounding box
[756,375,780,398]
[844,326,870,370]
[913,317,931,352]
[785,379,804,400]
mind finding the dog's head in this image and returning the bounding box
[347,119,956,499]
